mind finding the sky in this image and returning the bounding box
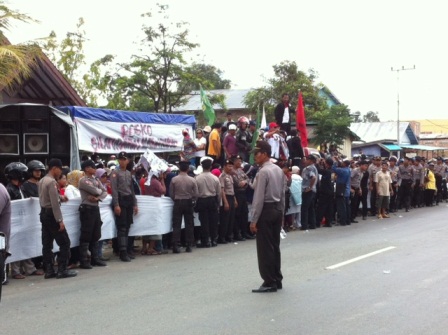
[5,0,448,122]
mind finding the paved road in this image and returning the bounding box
[2,204,448,335]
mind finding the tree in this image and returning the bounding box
[243,61,328,124]
[103,5,201,112]
[42,18,114,107]
[0,2,41,96]
[362,111,380,122]
[313,104,353,147]
[183,63,231,92]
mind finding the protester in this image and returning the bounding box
[375,161,393,219]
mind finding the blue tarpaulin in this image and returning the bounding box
[58,106,196,125]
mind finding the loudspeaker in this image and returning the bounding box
[21,105,50,120]
[0,134,19,155]
[22,120,49,133]
[49,115,71,155]
[0,105,20,121]
[23,133,49,154]
[0,121,20,133]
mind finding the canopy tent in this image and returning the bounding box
[57,106,196,155]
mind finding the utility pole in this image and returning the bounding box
[391,65,416,158]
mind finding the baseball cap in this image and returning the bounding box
[249,120,256,126]
[203,126,212,133]
[48,158,63,169]
[250,141,272,156]
[269,122,279,129]
[117,151,128,160]
[228,124,237,130]
[81,159,96,170]
[224,159,234,165]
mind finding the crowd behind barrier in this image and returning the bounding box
[7,195,301,263]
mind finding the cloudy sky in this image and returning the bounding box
[6,0,447,121]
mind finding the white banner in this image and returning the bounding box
[75,118,193,154]
[7,195,186,263]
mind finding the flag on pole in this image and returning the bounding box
[200,85,216,126]
[296,90,308,148]
[249,104,262,165]
[260,105,267,130]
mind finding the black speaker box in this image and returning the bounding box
[0,134,19,155]
[21,105,50,120]
[49,115,71,155]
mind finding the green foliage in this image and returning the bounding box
[362,111,380,122]
[243,61,327,123]
[0,1,41,94]
[313,104,353,146]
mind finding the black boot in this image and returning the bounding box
[118,236,131,262]
[56,261,77,279]
[44,263,56,279]
[91,242,106,266]
[79,243,93,269]
[119,251,131,262]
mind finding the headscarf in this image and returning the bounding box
[95,168,107,179]
[67,170,84,188]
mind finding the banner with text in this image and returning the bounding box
[75,118,193,154]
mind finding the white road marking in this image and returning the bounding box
[325,246,396,270]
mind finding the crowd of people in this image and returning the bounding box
[1,105,448,293]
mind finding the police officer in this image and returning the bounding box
[232,155,251,240]
[169,160,198,253]
[195,156,221,248]
[78,160,108,269]
[250,141,286,293]
[398,157,414,212]
[110,152,138,262]
[22,160,46,198]
[218,159,237,243]
[38,158,77,279]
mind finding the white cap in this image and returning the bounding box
[200,156,214,164]
[228,124,237,130]
[291,166,300,174]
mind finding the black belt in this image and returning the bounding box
[174,199,192,202]
[40,207,54,215]
[79,204,99,210]
[263,202,280,208]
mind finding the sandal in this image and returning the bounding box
[13,274,26,279]
[148,249,161,255]
[30,270,44,276]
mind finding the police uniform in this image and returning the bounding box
[169,161,198,253]
[78,160,108,269]
[218,160,236,243]
[368,160,382,215]
[110,152,138,262]
[412,161,424,208]
[38,158,77,279]
[250,141,286,292]
[398,162,414,211]
[232,156,251,240]
[195,157,221,247]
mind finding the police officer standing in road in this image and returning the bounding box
[169,161,198,253]
[110,152,138,262]
[250,141,286,293]
[78,160,108,269]
[38,158,77,279]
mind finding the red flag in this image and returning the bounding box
[296,91,308,147]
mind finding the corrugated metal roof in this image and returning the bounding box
[350,122,418,144]
[382,144,402,151]
[400,144,448,151]
[173,89,251,111]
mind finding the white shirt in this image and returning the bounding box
[282,107,290,123]
[65,185,80,199]
[194,137,207,157]
[263,132,280,159]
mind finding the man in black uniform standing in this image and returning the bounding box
[250,141,286,293]
[110,152,138,262]
[38,158,77,279]
[78,160,108,269]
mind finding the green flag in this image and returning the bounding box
[200,85,216,126]
[249,104,262,165]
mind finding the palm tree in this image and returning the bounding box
[0,1,41,95]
